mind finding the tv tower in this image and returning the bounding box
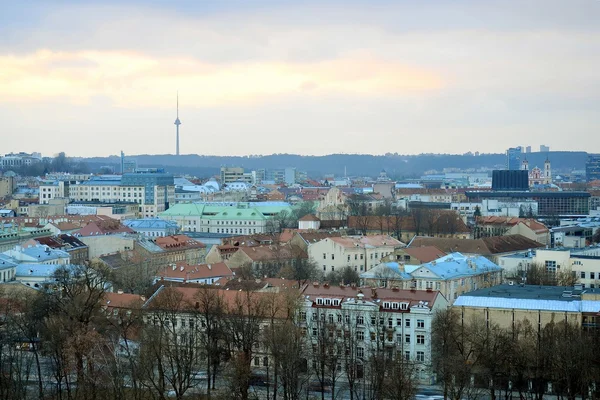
[174,92,181,156]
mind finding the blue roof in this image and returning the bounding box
[123,218,179,230]
[419,252,502,280]
[16,263,66,278]
[0,254,17,269]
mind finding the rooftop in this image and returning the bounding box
[455,284,600,313]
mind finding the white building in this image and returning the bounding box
[301,283,449,383]
[308,235,404,274]
[3,244,70,265]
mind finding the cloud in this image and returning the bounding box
[0,0,599,157]
[0,50,444,107]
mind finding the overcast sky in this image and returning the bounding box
[1,0,599,157]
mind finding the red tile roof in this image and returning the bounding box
[299,214,320,222]
[156,262,233,281]
[154,235,206,250]
[402,246,447,263]
[302,284,440,308]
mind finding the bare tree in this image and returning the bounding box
[223,290,268,400]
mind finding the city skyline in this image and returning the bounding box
[1,0,599,157]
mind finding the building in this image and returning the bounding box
[301,283,449,383]
[0,176,16,198]
[154,262,233,284]
[2,244,71,266]
[453,284,600,330]
[491,170,529,191]
[586,154,600,182]
[14,263,76,288]
[540,145,550,152]
[0,152,42,169]
[307,235,404,274]
[298,214,321,230]
[25,234,89,265]
[220,167,253,185]
[382,246,447,265]
[408,234,545,264]
[522,157,552,186]
[506,147,523,170]
[0,254,17,282]
[66,202,140,220]
[361,252,503,303]
[532,248,600,289]
[224,242,305,270]
[135,234,207,267]
[159,202,293,234]
[123,218,179,238]
[65,170,175,217]
[465,191,590,217]
[474,217,549,245]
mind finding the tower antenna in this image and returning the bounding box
[174,91,182,156]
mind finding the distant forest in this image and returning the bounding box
[84,152,588,180]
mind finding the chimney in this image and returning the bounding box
[117,289,123,294]
[180,266,184,272]
[207,264,212,270]
[140,295,146,301]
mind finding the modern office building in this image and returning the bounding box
[506,147,523,170]
[491,170,529,191]
[465,191,590,217]
[586,154,600,182]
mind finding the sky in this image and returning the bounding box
[1,0,599,157]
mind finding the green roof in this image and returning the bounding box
[159,203,292,221]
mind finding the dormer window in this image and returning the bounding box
[333,299,340,306]
[383,302,391,309]
[401,303,408,310]
[325,299,332,306]
[392,303,399,310]
[316,298,324,305]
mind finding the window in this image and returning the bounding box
[388,318,393,328]
[347,255,351,262]
[323,253,326,260]
[592,272,596,280]
[357,316,364,325]
[581,271,586,279]
[300,311,306,321]
[545,260,557,273]
[375,253,378,259]
[405,319,410,328]
[331,254,335,260]
[417,319,425,329]
[345,315,350,324]
[405,334,410,344]
[254,357,260,366]
[416,351,425,362]
[357,347,364,359]
[312,327,317,336]
[396,318,402,326]
[337,314,342,323]
[417,334,425,345]
[325,299,331,306]
[360,254,364,260]
[329,314,334,324]
[405,351,410,360]
[371,316,376,325]
[357,331,364,341]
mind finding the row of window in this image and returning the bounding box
[304,312,425,329]
[579,271,597,280]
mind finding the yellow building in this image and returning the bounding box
[453,284,600,330]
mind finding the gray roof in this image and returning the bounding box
[123,218,178,230]
[454,284,600,313]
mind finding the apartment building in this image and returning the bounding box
[307,235,404,274]
[533,248,600,288]
[361,252,503,303]
[40,171,175,217]
[301,283,449,383]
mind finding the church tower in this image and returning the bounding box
[544,157,552,184]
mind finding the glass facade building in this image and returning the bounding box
[466,191,590,217]
[586,154,600,182]
[506,147,522,170]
